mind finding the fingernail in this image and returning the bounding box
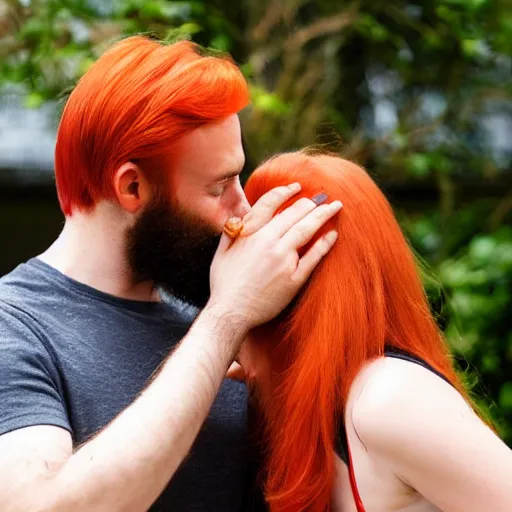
[311,192,328,205]
[289,182,301,192]
[330,200,343,210]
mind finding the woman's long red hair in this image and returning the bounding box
[244,151,474,512]
[55,36,249,215]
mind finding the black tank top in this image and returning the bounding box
[244,348,452,511]
[335,347,452,463]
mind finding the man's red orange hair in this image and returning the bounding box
[55,36,250,215]
[244,151,475,512]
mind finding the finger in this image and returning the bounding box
[216,231,234,254]
[279,200,342,250]
[226,361,246,382]
[262,191,332,239]
[242,183,302,236]
[293,230,339,284]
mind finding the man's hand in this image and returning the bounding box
[208,184,342,332]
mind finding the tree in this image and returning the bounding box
[1,0,511,443]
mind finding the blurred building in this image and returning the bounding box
[0,90,62,276]
[1,72,510,276]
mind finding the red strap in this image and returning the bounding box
[347,442,366,512]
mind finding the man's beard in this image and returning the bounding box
[125,196,221,308]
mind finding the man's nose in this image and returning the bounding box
[236,195,251,219]
[233,182,251,219]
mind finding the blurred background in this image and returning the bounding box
[0,0,511,444]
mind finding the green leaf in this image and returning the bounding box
[140,1,193,22]
[462,39,487,58]
[424,30,444,49]
[239,62,253,78]
[482,353,500,373]
[469,236,496,264]
[407,153,431,177]
[436,6,457,23]
[210,34,231,52]
[179,22,202,35]
[392,133,408,149]
[78,56,95,75]
[443,0,488,12]
[18,19,46,43]
[161,2,194,21]
[250,85,291,116]
[445,323,478,354]
[23,92,45,109]
[499,382,512,410]
[164,23,202,43]
[356,14,389,42]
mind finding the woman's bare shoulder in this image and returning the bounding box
[345,357,512,512]
[347,356,474,446]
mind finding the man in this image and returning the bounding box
[0,36,341,511]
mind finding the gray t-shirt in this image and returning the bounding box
[0,258,251,511]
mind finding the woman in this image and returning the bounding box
[233,150,512,512]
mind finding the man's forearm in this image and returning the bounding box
[39,306,247,512]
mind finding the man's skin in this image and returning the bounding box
[0,114,341,512]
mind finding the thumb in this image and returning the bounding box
[226,361,246,382]
[216,232,233,254]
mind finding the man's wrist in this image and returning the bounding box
[193,302,249,356]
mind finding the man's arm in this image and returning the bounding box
[0,307,245,512]
[0,186,342,512]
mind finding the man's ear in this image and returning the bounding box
[113,162,153,213]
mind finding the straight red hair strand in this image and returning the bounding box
[244,151,478,512]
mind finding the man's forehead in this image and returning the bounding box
[173,117,245,180]
[176,115,241,149]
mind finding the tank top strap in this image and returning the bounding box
[338,347,453,512]
[347,442,367,512]
[383,346,452,385]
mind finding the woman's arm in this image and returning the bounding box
[351,357,512,512]
[332,456,357,512]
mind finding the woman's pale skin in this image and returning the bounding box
[233,339,512,512]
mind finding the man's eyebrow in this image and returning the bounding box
[214,168,243,182]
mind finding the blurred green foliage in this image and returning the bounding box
[1,0,511,442]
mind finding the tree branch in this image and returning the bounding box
[284,8,359,52]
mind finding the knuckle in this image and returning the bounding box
[294,225,310,244]
[285,198,315,216]
[297,197,315,209]
[270,187,291,205]
[271,244,287,260]
[258,229,275,246]
[318,237,331,255]
[314,203,331,218]
[276,185,292,197]
[259,194,274,209]
[274,247,294,270]
[265,187,286,204]
[288,254,299,272]
[277,197,314,218]
[279,253,298,277]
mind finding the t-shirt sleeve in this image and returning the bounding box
[0,304,71,437]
